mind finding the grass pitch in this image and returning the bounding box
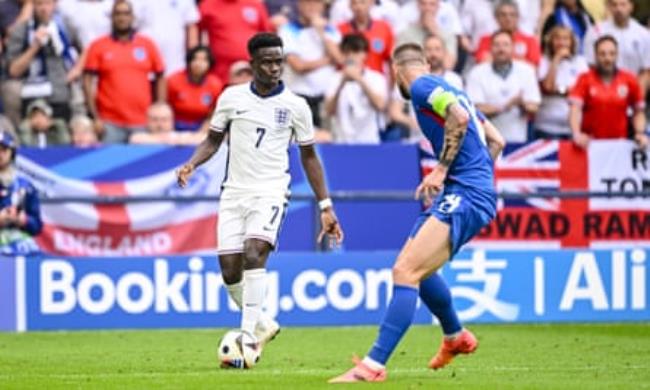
[0,323,648,389]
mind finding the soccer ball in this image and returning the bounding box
[217,330,261,369]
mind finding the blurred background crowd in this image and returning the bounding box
[0,0,648,148]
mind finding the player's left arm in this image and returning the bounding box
[299,145,344,245]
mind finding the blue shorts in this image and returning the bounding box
[409,183,497,257]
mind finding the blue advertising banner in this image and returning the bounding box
[0,256,17,331]
[7,249,650,331]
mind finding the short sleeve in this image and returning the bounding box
[292,98,315,145]
[628,75,645,110]
[6,22,28,65]
[183,0,200,24]
[209,88,234,132]
[568,73,589,106]
[411,76,457,117]
[147,39,165,74]
[641,29,650,70]
[84,39,102,72]
[279,24,299,55]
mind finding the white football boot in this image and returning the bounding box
[254,317,281,346]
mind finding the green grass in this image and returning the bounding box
[0,324,649,389]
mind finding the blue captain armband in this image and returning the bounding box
[427,87,458,117]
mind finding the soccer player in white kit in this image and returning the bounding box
[177,33,344,348]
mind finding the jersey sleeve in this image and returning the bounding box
[628,75,646,110]
[293,98,315,145]
[84,40,102,72]
[568,72,589,106]
[411,76,459,118]
[209,88,234,132]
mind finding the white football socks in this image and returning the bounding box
[240,269,267,336]
[362,356,385,371]
[225,279,273,328]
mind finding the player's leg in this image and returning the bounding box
[240,238,273,337]
[329,216,452,383]
[420,272,477,369]
[239,196,287,342]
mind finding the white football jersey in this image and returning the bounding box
[209,82,315,197]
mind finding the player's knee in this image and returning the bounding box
[243,249,265,270]
[221,267,242,285]
[392,261,420,287]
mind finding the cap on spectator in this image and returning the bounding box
[0,131,17,150]
[229,61,253,78]
[26,99,53,117]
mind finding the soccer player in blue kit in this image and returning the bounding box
[330,43,506,383]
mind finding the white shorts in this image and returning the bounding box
[217,194,289,255]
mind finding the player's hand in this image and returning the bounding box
[573,132,590,149]
[634,133,649,149]
[415,165,447,205]
[93,119,105,136]
[176,163,195,188]
[318,208,344,247]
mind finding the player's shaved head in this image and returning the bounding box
[392,43,427,67]
[392,43,428,100]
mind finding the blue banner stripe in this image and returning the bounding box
[51,146,167,179]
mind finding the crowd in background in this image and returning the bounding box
[0,0,648,148]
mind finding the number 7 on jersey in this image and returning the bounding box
[256,127,266,148]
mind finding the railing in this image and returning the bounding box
[39,190,650,204]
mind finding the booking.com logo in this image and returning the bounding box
[38,258,395,317]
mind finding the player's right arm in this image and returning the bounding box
[177,89,231,187]
[176,131,225,187]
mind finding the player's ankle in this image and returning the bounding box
[362,356,385,371]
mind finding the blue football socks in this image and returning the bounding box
[367,284,419,365]
[419,273,462,335]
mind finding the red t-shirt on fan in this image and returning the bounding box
[199,0,271,82]
[167,70,224,131]
[84,34,165,127]
[569,68,645,139]
[338,20,394,74]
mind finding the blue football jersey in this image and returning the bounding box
[410,75,495,192]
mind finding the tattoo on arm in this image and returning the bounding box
[438,103,469,167]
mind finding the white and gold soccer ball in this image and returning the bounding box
[217,330,261,369]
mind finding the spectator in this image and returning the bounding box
[57,0,114,48]
[460,0,498,52]
[387,35,463,142]
[5,0,83,122]
[69,114,100,148]
[397,0,462,69]
[0,114,18,142]
[0,130,42,256]
[279,0,343,129]
[129,102,202,145]
[83,0,165,144]
[583,0,650,90]
[1,0,33,127]
[424,35,463,89]
[535,26,588,139]
[569,35,647,148]
[475,0,541,67]
[18,98,70,147]
[324,34,387,144]
[137,0,199,75]
[265,0,297,29]
[227,60,254,86]
[329,0,401,34]
[467,30,541,143]
[541,0,594,52]
[167,46,223,132]
[199,0,271,83]
[338,0,394,74]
